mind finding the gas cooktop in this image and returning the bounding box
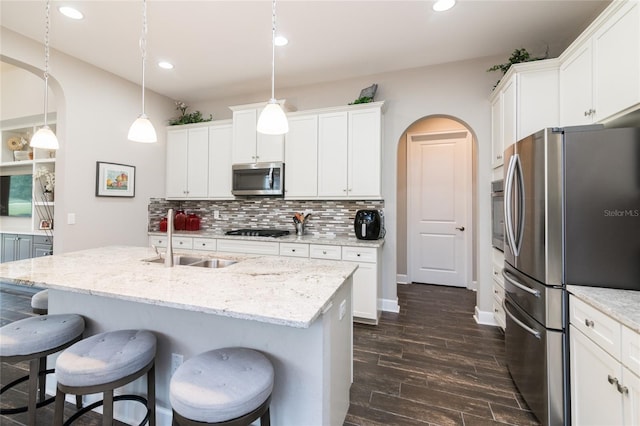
[225,229,290,238]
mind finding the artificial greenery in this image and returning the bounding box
[349,96,374,105]
[168,101,213,125]
[488,47,549,87]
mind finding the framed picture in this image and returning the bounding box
[39,219,53,230]
[95,162,136,197]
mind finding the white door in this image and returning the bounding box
[408,130,471,287]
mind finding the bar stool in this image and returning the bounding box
[170,347,274,426]
[0,314,85,426]
[31,289,49,315]
[53,329,157,426]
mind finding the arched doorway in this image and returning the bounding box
[397,115,478,289]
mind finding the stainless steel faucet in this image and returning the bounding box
[165,208,174,267]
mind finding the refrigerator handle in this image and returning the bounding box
[503,299,541,339]
[502,269,541,297]
[514,154,525,255]
[504,154,517,254]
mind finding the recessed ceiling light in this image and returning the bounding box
[274,35,289,47]
[433,0,456,12]
[58,6,84,20]
[158,61,174,70]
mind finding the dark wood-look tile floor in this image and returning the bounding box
[345,283,540,426]
[1,282,539,426]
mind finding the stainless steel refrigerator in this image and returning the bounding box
[502,125,640,426]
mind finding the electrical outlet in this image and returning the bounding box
[171,353,183,376]
[339,299,347,320]
[214,210,220,219]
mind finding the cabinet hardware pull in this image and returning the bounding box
[607,375,618,386]
[585,318,595,328]
[456,226,465,231]
[617,382,629,395]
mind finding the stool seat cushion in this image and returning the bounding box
[170,347,274,423]
[56,329,156,388]
[0,314,84,357]
[30,289,49,311]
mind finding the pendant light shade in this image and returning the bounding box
[129,0,157,143]
[257,99,289,135]
[128,114,157,143]
[31,0,59,151]
[30,125,59,150]
[257,0,288,135]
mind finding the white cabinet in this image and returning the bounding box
[317,104,382,199]
[309,244,342,260]
[217,239,280,256]
[491,247,505,329]
[166,127,209,198]
[231,106,284,164]
[560,43,594,125]
[569,295,640,425]
[279,242,310,258]
[342,246,380,323]
[207,123,233,198]
[192,237,217,252]
[284,114,318,198]
[560,0,640,125]
[488,61,559,170]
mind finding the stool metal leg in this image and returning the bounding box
[37,356,47,403]
[27,358,39,426]
[148,363,156,426]
[53,388,66,426]
[103,389,114,426]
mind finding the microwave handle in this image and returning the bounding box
[268,167,274,189]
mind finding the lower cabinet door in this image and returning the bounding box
[351,261,377,322]
[623,366,640,426]
[570,325,624,425]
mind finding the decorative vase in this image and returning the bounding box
[44,191,54,202]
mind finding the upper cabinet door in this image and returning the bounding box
[560,43,594,126]
[231,107,284,164]
[318,112,349,197]
[166,129,189,198]
[208,124,233,198]
[232,109,258,164]
[185,127,210,198]
[285,114,318,198]
[348,108,382,198]
[593,0,640,122]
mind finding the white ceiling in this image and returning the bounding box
[1,0,610,103]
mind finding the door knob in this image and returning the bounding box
[456,226,465,231]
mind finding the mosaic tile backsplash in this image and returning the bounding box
[148,198,385,238]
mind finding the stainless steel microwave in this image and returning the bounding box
[231,162,284,196]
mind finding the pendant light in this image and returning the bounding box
[30,0,59,150]
[128,0,157,143]
[256,0,289,135]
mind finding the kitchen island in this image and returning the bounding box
[0,246,357,426]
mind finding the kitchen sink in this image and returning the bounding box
[189,258,237,268]
[143,255,237,268]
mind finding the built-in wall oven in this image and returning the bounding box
[491,180,504,251]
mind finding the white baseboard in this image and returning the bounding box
[474,305,499,327]
[381,297,400,313]
[467,280,478,291]
[396,274,409,284]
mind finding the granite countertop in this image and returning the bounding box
[148,230,385,248]
[567,285,640,334]
[0,246,357,329]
